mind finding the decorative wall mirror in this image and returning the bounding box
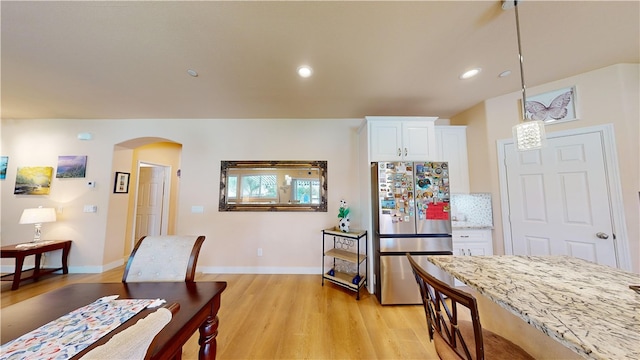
[219,160,327,212]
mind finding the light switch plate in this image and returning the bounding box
[191,206,204,213]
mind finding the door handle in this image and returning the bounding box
[404,148,408,157]
[596,232,609,239]
[397,148,401,156]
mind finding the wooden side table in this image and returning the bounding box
[1,240,72,290]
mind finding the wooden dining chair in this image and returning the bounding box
[122,235,206,282]
[406,254,534,360]
[81,303,180,360]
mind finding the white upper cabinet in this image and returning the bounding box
[434,126,469,193]
[367,116,437,162]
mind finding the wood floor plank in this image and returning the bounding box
[1,269,439,359]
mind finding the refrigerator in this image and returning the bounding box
[372,161,454,305]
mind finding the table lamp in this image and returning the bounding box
[19,207,57,242]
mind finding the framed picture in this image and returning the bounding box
[114,172,130,193]
[525,86,577,124]
[14,166,54,195]
[56,155,87,178]
[0,156,7,180]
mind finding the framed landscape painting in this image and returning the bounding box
[56,155,87,178]
[14,166,54,195]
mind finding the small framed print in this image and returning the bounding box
[114,172,130,193]
[525,86,577,124]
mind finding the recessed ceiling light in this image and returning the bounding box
[499,70,512,78]
[297,65,313,78]
[187,69,198,77]
[459,68,481,80]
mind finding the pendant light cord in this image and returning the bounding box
[514,0,527,119]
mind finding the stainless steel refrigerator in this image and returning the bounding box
[372,161,453,305]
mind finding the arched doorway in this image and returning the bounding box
[107,137,182,262]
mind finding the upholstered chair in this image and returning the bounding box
[122,235,205,283]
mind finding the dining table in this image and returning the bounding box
[1,281,227,359]
[426,255,640,360]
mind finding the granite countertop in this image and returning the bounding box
[427,255,640,360]
[451,221,493,229]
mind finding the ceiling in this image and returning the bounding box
[2,1,638,120]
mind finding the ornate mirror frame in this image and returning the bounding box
[219,160,327,212]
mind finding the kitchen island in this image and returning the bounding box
[427,255,639,360]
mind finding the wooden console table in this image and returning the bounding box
[1,240,72,290]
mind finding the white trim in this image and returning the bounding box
[198,266,321,274]
[497,124,631,270]
[1,259,124,274]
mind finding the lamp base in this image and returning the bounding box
[32,223,43,243]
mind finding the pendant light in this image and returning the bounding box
[506,0,546,151]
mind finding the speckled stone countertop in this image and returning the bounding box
[451,221,493,229]
[427,255,640,360]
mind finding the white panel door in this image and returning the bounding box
[504,132,617,267]
[135,167,165,239]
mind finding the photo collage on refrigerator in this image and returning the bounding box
[378,162,450,224]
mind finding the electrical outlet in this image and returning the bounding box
[257,248,263,257]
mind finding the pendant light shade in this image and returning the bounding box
[513,119,546,151]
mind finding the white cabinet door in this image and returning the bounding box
[403,122,436,161]
[452,229,493,256]
[370,121,402,161]
[367,117,437,162]
[453,242,489,256]
[435,126,469,193]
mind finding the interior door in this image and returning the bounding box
[135,166,166,239]
[503,131,618,267]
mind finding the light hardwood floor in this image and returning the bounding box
[1,268,439,359]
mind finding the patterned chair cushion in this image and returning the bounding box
[124,235,202,282]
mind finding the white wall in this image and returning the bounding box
[1,118,363,274]
[2,64,637,274]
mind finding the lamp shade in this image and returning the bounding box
[19,207,57,224]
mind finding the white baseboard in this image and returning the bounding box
[198,266,322,274]
[1,259,124,274]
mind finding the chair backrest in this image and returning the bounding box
[81,303,180,360]
[407,254,484,360]
[122,235,205,283]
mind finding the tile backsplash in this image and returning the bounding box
[450,193,493,228]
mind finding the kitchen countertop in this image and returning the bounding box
[426,255,640,360]
[451,221,493,229]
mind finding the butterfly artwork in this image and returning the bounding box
[525,87,576,122]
